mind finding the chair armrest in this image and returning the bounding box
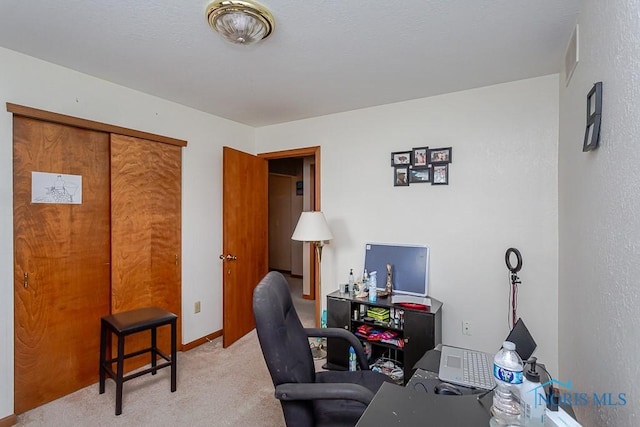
[275,382,374,405]
[305,327,369,369]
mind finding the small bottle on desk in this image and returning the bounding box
[348,269,355,295]
[349,346,357,371]
[361,270,369,299]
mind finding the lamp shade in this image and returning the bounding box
[291,212,333,242]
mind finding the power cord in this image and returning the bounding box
[508,270,520,329]
[412,381,430,393]
[476,384,497,402]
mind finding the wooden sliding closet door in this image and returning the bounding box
[13,117,111,414]
[110,134,182,370]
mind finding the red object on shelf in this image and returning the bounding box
[398,302,429,310]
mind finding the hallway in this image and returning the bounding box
[283,272,315,328]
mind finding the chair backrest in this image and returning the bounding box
[253,271,316,425]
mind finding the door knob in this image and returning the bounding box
[219,254,238,261]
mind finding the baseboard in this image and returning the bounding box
[182,330,223,351]
[302,294,314,300]
[0,414,17,427]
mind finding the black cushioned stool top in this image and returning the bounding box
[102,307,177,334]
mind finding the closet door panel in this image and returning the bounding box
[111,134,182,370]
[13,117,111,413]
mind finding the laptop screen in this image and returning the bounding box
[505,318,537,361]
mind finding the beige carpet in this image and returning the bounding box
[17,330,285,426]
[16,274,320,426]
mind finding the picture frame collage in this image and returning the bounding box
[391,147,452,186]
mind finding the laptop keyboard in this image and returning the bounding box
[462,351,495,389]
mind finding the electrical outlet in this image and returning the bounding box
[462,321,471,336]
[194,301,201,314]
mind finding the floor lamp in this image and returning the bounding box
[291,211,334,359]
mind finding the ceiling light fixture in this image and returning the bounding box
[206,0,275,45]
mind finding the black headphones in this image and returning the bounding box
[505,248,522,273]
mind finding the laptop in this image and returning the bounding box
[438,318,537,390]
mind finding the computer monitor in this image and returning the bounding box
[363,242,429,297]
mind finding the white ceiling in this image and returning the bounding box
[0,1,580,127]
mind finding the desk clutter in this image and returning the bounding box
[353,303,405,327]
[355,325,404,348]
[370,357,404,384]
[325,290,442,384]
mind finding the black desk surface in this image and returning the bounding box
[356,381,492,426]
[356,348,493,426]
[358,350,576,426]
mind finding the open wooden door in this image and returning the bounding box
[222,147,268,347]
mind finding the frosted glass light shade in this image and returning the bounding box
[291,212,333,243]
[206,0,274,45]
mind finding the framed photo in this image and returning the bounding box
[391,151,412,166]
[409,166,430,183]
[394,166,409,186]
[583,82,602,152]
[428,147,452,164]
[431,164,449,185]
[411,147,429,167]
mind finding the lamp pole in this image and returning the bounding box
[291,211,333,360]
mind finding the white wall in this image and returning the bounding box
[256,75,560,374]
[0,47,253,419]
[558,1,640,425]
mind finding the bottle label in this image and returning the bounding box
[493,364,523,384]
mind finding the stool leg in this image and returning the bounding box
[99,322,107,394]
[115,334,125,416]
[151,327,157,375]
[171,319,177,392]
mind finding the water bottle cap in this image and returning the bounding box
[502,341,515,351]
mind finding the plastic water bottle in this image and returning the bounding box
[349,346,357,371]
[520,357,545,426]
[368,271,377,302]
[490,341,524,426]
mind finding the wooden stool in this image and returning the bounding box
[99,307,177,415]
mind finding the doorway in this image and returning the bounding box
[259,147,321,327]
[267,157,314,326]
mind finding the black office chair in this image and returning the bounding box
[253,271,394,427]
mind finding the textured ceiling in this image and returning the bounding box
[0,1,580,127]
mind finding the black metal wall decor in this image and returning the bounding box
[583,81,602,152]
